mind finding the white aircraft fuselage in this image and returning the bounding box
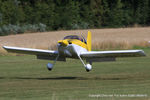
[58,43,88,58]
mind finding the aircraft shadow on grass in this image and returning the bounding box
[0,77,4,79]
[0,76,129,80]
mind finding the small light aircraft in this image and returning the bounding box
[3,31,146,72]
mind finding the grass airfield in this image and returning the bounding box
[0,48,150,100]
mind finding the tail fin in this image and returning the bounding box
[87,31,91,51]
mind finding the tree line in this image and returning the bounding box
[0,0,150,36]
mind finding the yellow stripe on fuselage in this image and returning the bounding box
[66,39,88,50]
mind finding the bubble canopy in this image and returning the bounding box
[63,35,87,44]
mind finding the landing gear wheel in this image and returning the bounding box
[47,63,53,71]
[86,69,90,72]
[85,64,92,72]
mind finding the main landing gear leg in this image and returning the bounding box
[47,54,59,71]
[78,55,92,72]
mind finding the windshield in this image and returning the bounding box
[64,35,87,44]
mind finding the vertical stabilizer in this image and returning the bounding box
[87,31,91,51]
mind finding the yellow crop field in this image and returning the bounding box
[0,27,150,53]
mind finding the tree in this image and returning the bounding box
[90,0,103,28]
[0,0,24,25]
[53,0,81,30]
[101,0,110,27]
[0,0,150,35]
[105,0,124,27]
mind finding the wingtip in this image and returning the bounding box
[3,46,14,49]
[2,46,12,50]
[2,46,6,49]
[139,50,146,56]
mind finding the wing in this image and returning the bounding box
[3,46,65,61]
[80,50,146,62]
[3,46,57,55]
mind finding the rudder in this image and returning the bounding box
[87,31,91,51]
